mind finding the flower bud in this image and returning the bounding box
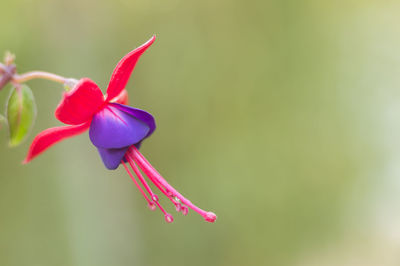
[6,85,37,146]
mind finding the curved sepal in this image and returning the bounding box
[105,35,155,101]
[55,78,104,125]
[23,122,90,163]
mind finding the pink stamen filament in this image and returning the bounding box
[130,153,185,212]
[126,155,156,197]
[126,151,186,213]
[145,170,184,212]
[149,175,187,213]
[124,155,173,223]
[129,146,217,223]
[121,161,155,210]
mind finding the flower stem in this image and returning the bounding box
[13,71,67,84]
[0,63,16,90]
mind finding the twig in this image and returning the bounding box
[13,71,67,84]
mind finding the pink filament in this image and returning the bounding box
[121,161,155,210]
[124,155,173,221]
[127,151,185,213]
[129,146,217,223]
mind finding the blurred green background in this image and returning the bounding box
[1,0,400,265]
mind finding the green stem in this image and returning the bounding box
[13,71,67,84]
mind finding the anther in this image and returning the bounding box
[131,146,217,223]
[181,205,189,216]
[152,195,159,202]
[165,213,174,223]
[148,202,156,211]
[175,203,182,212]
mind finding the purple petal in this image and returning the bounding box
[89,104,150,148]
[111,103,156,138]
[97,146,129,170]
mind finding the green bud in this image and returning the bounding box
[6,85,37,146]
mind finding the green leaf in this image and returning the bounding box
[6,85,37,146]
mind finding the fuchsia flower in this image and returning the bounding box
[24,36,216,223]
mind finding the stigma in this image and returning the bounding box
[121,146,217,223]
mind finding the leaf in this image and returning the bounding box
[6,85,37,146]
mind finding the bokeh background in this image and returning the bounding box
[1,0,400,265]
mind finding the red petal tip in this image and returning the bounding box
[105,35,156,101]
[24,123,90,163]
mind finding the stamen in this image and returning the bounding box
[121,161,155,211]
[181,205,189,216]
[125,155,174,223]
[126,155,157,200]
[155,201,174,223]
[175,202,182,212]
[148,203,156,211]
[127,150,183,213]
[130,146,217,223]
[165,213,174,223]
[149,177,184,213]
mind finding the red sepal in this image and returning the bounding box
[23,122,90,163]
[105,35,155,102]
[55,78,104,125]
